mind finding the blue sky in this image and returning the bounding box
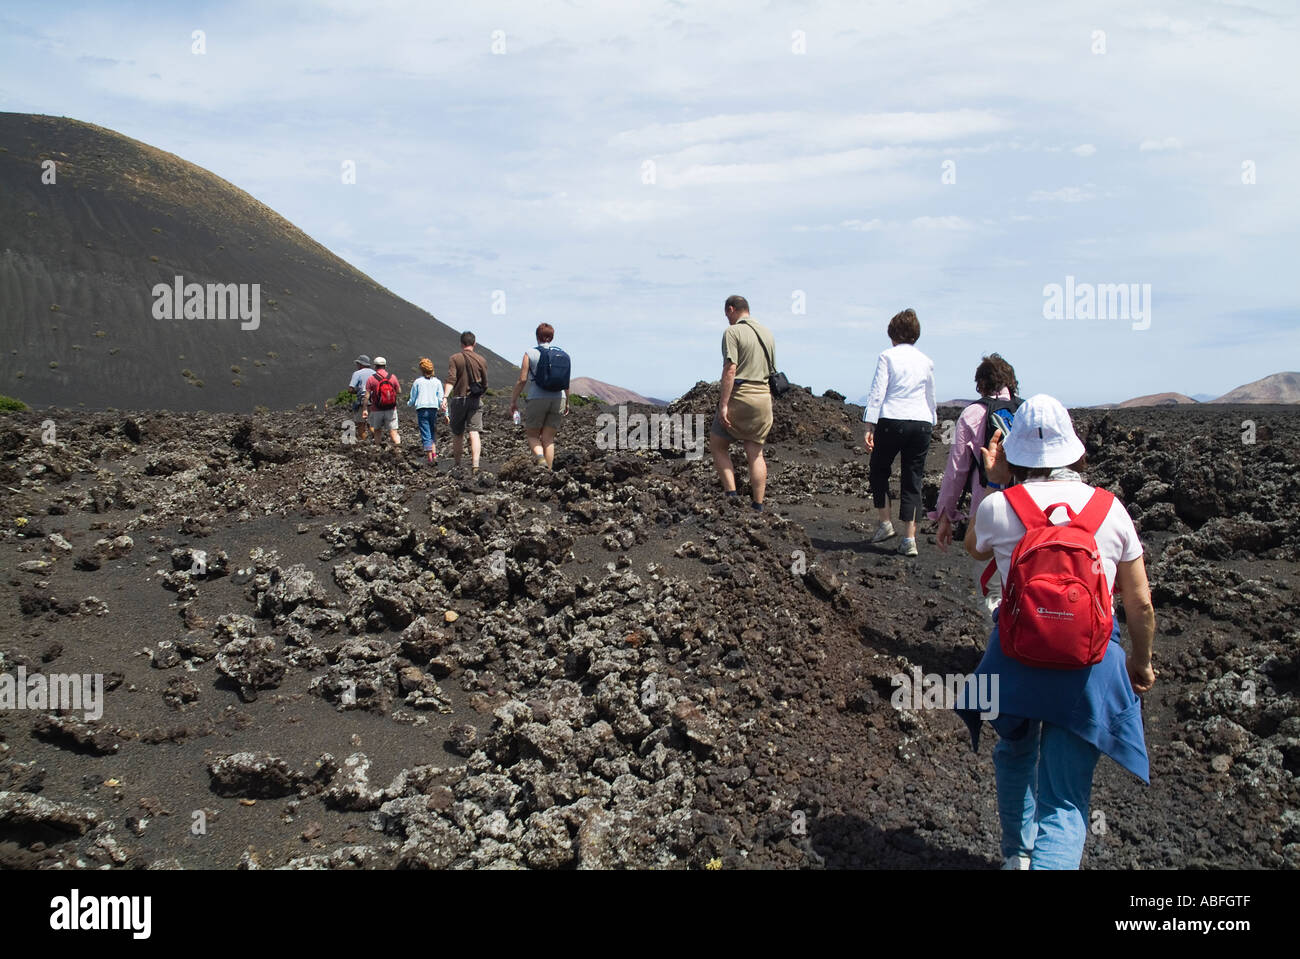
[2,0,1297,405]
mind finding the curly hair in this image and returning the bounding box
[974,353,1018,396]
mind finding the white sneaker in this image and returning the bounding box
[899,538,919,557]
[871,521,896,543]
[1001,855,1031,870]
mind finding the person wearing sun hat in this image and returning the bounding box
[956,394,1157,870]
[348,354,375,440]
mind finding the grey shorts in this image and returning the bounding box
[370,408,398,432]
[524,395,564,431]
[448,396,483,436]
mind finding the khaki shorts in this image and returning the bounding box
[370,408,398,432]
[524,395,565,431]
[710,382,772,444]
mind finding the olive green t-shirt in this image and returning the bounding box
[722,318,775,384]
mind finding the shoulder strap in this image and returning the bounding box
[737,320,775,376]
[1070,488,1114,534]
[1003,484,1048,530]
[980,558,998,595]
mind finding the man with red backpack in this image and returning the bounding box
[363,356,402,448]
[957,394,1156,870]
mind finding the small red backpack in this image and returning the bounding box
[997,484,1115,669]
[372,371,398,410]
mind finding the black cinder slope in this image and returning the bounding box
[0,112,515,411]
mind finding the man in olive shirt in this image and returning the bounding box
[444,331,489,472]
[709,294,775,511]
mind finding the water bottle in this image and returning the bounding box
[512,410,521,426]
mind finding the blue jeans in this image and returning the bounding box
[994,719,1100,869]
[416,409,438,451]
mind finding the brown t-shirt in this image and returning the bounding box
[446,350,488,398]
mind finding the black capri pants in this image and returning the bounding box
[868,417,932,523]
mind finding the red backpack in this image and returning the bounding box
[371,370,398,410]
[997,484,1115,669]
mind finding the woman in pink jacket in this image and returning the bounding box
[929,354,1021,613]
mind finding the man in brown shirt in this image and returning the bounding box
[444,330,488,471]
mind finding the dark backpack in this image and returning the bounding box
[973,395,1021,487]
[997,485,1116,670]
[372,370,398,410]
[533,345,571,392]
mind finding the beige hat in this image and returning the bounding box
[373,356,387,367]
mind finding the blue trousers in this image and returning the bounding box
[416,409,438,451]
[994,719,1100,869]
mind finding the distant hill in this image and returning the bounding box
[569,377,666,406]
[1212,372,1300,404]
[1094,392,1199,409]
[0,112,516,412]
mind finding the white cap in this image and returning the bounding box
[1001,394,1086,468]
[373,356,387,367]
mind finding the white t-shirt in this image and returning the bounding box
[974,480,1143,605]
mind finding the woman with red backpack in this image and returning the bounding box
[959,394,1156,870]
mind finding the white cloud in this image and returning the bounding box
[910,216,975,231]
[842,218,886,231]
[1028,186,1095,203]
[1072,143,1096,157]
[1139,137,1183,152]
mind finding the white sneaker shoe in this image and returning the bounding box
[1001,855,1031,870]
[899,538,919,557]
[871,521,896,544]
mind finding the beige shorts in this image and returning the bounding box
[524,395,565,431]
[370,408,399,432]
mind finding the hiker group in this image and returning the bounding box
[345,326,571,473]
[344,294,1157,872]
[704,295,1156,872]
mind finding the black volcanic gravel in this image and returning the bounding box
[0,392,1296,869]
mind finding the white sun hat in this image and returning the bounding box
[1001,394,1086,468]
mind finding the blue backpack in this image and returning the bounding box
[974,395,1020,488]
[533,345,571,392]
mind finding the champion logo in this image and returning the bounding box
[1036,607,1075,620]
